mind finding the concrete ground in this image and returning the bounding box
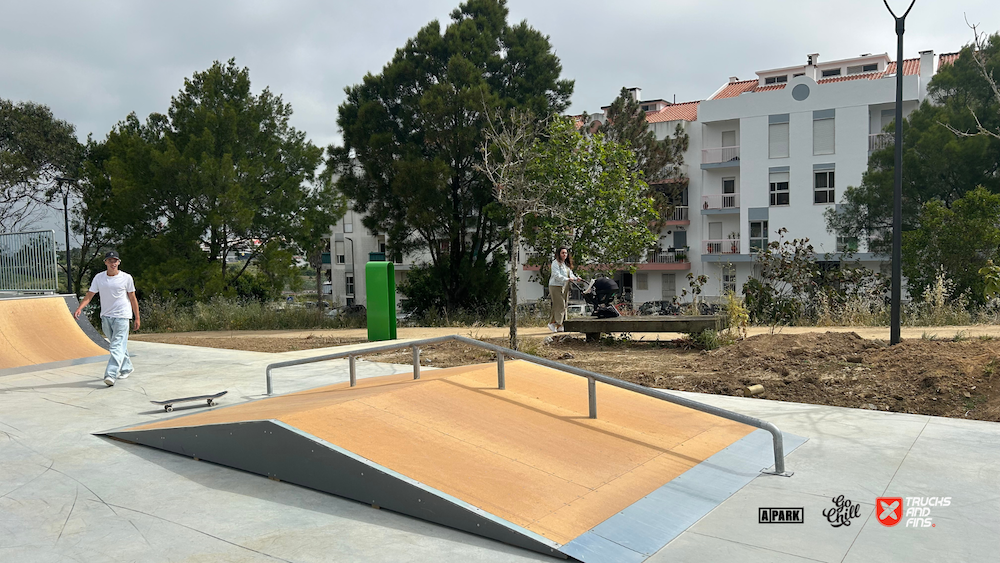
[1,338,997,562]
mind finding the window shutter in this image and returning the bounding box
[769,172,789,184]
[768,123,789,158]
[814,118,835,155]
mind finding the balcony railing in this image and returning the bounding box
[701,146,740,165]
[701,193,740,210]
[703,239,741,255]
[624,250,690,264]
[869,133,893,152]
[668,206,689,221]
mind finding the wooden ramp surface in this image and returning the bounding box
[0,296,108,370]
[130,361,754,545]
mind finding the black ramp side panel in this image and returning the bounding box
[62,295,110,350]
[103,421,567,559]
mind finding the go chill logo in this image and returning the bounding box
[876,496,951,528]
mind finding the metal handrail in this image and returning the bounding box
[264,334,792,476]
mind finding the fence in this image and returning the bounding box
[0,230,59,293]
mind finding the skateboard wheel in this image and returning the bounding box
[208,400,215,406]
[165,406,173,412]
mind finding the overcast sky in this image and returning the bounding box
[3,0,999,153]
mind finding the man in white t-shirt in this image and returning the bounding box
[74,251,141,386]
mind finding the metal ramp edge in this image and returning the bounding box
[560,428,809,562]
[97,419,569,559]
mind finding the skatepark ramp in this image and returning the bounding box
[0,295,109,374]
[101,337,805,562]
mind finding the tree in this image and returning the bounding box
[91,59,332,301]
[826,34,1000,256]
[478,109,560,348]
[298,176,347,306]
[522,118,659,275]
[329,0,573,314]
[902,186,1000,304]
[580,88,690,226]
[0,98,82,231]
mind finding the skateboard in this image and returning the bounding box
[150,390,227,412]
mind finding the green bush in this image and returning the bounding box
[138,296,366,332]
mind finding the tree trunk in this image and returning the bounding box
[509,215,521,350]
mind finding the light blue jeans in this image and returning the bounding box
[101,317,133,380]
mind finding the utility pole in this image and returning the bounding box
[883,0,916,345]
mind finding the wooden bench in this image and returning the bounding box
[563,315,728,341]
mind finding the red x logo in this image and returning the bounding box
[876,497,903,527]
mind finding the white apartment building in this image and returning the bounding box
[331,49,957,310]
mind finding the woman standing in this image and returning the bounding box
[548,246,581,332]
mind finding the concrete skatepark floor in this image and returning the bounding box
[1,337,998,562]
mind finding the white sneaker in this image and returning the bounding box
[103,376,115,387]
[547,323,558,332]
[557,325,565,332]
[118,371,131,379]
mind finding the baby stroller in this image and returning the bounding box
[576,277,621,318]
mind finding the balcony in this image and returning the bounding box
[623,249,691,270]
[869,133,892,152]
[701,146,740,169]
[701,193,740,212]
[665,206,689,223]
[703,239,741,255]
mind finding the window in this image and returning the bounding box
[661,274,676,298]
[345,274,355,296]
[769,172,789,206]
[636,273,648,291]
[344,222,353,233]
[722,266,737,295]
[768,116,789,158]
[814,171,835,204]
[793,72,805,77]
[764,75,788,84]
[750,221,769,252]
[821,68,842,77]
[847,65,863,75]
[863,63,878,72]
[813,114,835,155]
[721,130,737,147]
[837,236,859,253]
[335,241,345,264]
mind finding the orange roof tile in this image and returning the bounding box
[754,84,787,92]
[938,52,960,69]
[883,57,921,76]
[646,101,700,123]
[709,79,759,100]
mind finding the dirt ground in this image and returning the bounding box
[134,326,1000,422]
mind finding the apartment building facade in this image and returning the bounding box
[330,49,955,310]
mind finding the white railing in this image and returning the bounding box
[703,239,741,255]
[869,133,892,151]
[701,193,740,210]
[701,146,740,165]
[669,206,689,221]
[0,230,59,293]
[624,250,689,265]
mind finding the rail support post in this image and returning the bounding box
[412,346,421,379]
[588,376,597,419]
[349,355,357,387]
[497,352,505,390]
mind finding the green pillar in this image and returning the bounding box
[365,261,397,341]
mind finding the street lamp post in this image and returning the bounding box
[55,177,75,296]
[883,0,916,346]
